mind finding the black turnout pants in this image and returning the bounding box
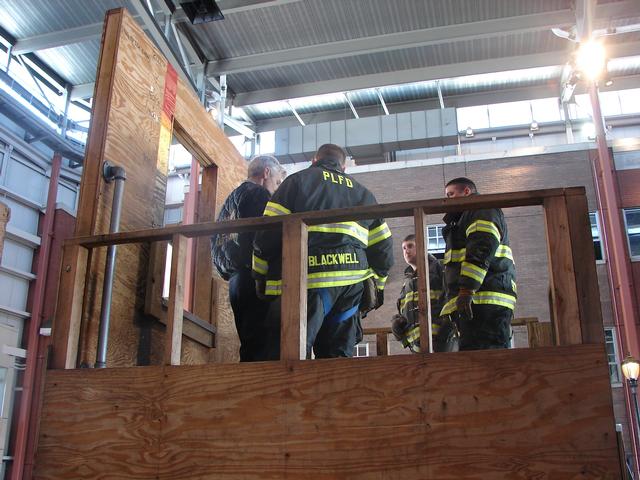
[306,282,364,359]
[228,268,279,362]
[456,303,513,351]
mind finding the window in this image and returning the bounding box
[604,328,622,386]
[354,343,369,357]
[589,212,604,262]
[427,225,446,259]
[488,100,532,128]
[456,105,489,131]
[624,208,640,260]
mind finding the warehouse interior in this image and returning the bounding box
[0,0,638,478]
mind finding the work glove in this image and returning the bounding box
[359,277,377,316]
[456,288,474,321]
[391,314,409,341]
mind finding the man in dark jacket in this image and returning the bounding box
[441,177,517,350]
[253,144,394,359]
[211,155,285,361]
[391,234,458,353]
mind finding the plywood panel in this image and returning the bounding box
[53,8,246,368]
[35,345,621,479]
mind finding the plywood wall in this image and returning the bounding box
[71,8,246,367]
[34,345,621,479]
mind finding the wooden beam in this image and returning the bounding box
[193,165,218,327]
[375,332,389,356]
[565,192,605,344]
[165,234,187,365]
[413,208,432,354]
[50,245,88,369]
[67,188,586,248]
[280,219,307,361]
[543,195,582,345]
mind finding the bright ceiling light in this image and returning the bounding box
[575,41,607,80]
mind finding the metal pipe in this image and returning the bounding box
[95,163,126,368]
[10,152,61,480]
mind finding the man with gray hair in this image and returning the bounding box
[211,155,286,361]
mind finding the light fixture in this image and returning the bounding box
[604,78,614,87]
[530,121,539,132]
[180,0,224,24]
[575,40,607,80]
[465,127,474,138]
[622,356,640,382]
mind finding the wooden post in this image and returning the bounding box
[280,218,308,361]
[565,191,605,344]
[193,165,218,326]
[543,195,582,345]
[165,234,187,365]
[376,332,388,356]
[413,208,432,354]
[50,245,89,369]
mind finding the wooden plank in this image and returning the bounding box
[65,188,586,249]
[543,196,582,345]
[566,193,605,344]
[50,245,88,369]
[413,208,432,353]
[375,332,389,356]
[527,321,555,348]
[280,219,308,361]
[165,234,187,365]
[193,165,218,326]
[35,345,622,478]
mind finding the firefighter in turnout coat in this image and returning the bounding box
[252,144,394,359]
[440,177,517,350]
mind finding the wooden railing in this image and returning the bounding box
[50,187,603,368]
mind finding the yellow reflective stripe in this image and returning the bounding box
[440,291,517,315]
[265,280,282,295]
[263,201,291,216]
[430,289,443,300]
[511,280,517,294]
[466,220,501,242]
[308,221,368,245]
[405,326,420,343]
[373,274,388,290]
[252,253,268,275]
[495,245,513,262]
[368,222,392,246]
[399,291,418,311]
[460,261,488,284]
[308,269,374,289]
[443,248,465,264]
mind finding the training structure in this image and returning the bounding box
[34,8,622,480]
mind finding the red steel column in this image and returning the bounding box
[588,82,640,476]
[11,152,61,480]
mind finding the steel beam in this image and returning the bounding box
[129,0,198,94]
[234,42,640,106]
[69,83,95,101]
[207,11,577,76]
[12,23,104,55]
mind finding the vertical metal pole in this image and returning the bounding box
[10,153,61,480]
[95,164,126,368]
[218,74,227,129]
[562,102,574,144]
[5,45,12,72]
[589,81,640,476]
[60,85,70,139]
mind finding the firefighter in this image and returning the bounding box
[391,234,458,353]
[440,177,517,350]
[211,155,286,362]
[252,144,394,359]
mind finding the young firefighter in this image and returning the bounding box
[252,144,394,359]
[391,234,458,353]
[211,155,286,362]
[441,177,517,350]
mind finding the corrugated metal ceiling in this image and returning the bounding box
[0,0,637,124]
